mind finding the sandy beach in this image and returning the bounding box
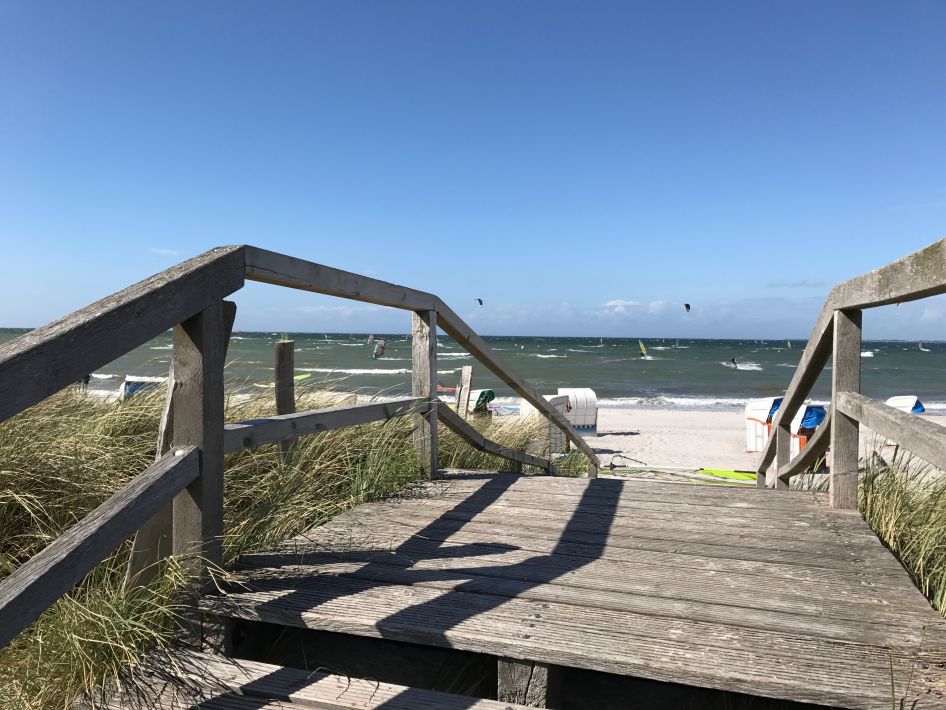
[587,407,946,476]
[587,408,760,472]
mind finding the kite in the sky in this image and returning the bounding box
[684,303,691,313]
[474,298,483,308]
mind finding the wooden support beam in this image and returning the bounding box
[126,302,236,588]
[836,391,946,473]
[412,311,439,479]
[171,301,229,574]
[437,401,551,471]
[274,339,295,461]
[830,309,862,509]
[243,246,437,311]
[777,409,832,482]
[435,299,599,468]
[223,398,425,453]
[766,424,792,490]
[0,448,198,650]
[456,365,473,420]
[497,657,558,707]
[0,246,244,425]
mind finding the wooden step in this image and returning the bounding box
[91,649,529,709]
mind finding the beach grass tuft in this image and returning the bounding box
[0,385,562,709]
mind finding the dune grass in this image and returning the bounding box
[0,385,561,709]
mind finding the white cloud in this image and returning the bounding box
[765,278,826,288]
[601,299,640,316]
[647,300,669,315]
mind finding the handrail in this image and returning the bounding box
[0,244,599,650]
[223,398,425,453]
[0,447,198,649]
[757,238,946,502]
[836,392,946,472]
[437,401,553,472]
[0,246,245,425]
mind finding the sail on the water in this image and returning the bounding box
[638,340,648,358]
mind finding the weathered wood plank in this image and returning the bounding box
[435,299,599,468]
[171,301,228,572]
[757,306,834,475]
[223,398,425,453]
[498,657,556,707]
[837,391,946,472]
[274,339,295,461]
[126,301,236,589]
[201,572,945,709]
[777,409,832,482]
[456,364,472,419]
[437,401,551,471]
[831,309,862,509]
[0,447,198,650]
[0,245,244,424]
[412,311,439,479]
[243,246,438,312]
[97,650,531,709]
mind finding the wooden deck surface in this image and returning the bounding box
[203,471,946,708]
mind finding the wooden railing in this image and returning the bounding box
[0,245,599,650]
[757,238,946,508]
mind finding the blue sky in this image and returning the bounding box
[1,1,944,338]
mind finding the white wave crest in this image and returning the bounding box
[720,361,763,371]
[535,354,566,358]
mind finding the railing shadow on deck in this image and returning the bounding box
[225,473,622,650]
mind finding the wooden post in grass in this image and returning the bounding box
[126,302,235,588]
[171,300,230,577]
[412,311,439,479]
[456,365,472,419]
[275,339,296,461]
[830,309,862,509]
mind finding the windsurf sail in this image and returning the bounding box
[638,340,647,358]
[787,340,792,349]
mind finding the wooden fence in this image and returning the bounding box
[757,238,946,508]
[0,245,599,650]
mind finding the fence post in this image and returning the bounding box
[830,309,861,509]
[171,300,230,577]
[274,339,295,461]
[412,311,439,479]
[767,424,791,489]
[456,365,473,420]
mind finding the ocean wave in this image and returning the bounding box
[437,352,472,359]
[535,354,566,358]
[150,345,172,350]
[567,349,595,353]
[298,367,411,375]
[91,373,115,379]
[720,361,762,371]
[861,351,874,358]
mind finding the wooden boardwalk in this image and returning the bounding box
[197,471,946,709]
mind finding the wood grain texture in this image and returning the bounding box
[93,649,530,709]
[274,339,295,461]
[243,246,438,312]
[126,301,236,589]
[202,473,946,709]
[223,398,425,453]
[456,365,472,419]
[777,408,832,482]
[171,301,228,571]
[498,657,555,707]
[412,311,439,479]
[0,246,244,424]
[837,391,946,472]
[0,447,198,650]
[437,401,551,471]
[831,309,862,509]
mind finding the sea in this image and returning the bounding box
[2,328,944,414]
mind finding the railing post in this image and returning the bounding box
[456,365,473,420]
[768,424,791,489]
[274,339,295,461]
[171,300,231,577]
[830,309,861,509]
[412,311,439,479]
